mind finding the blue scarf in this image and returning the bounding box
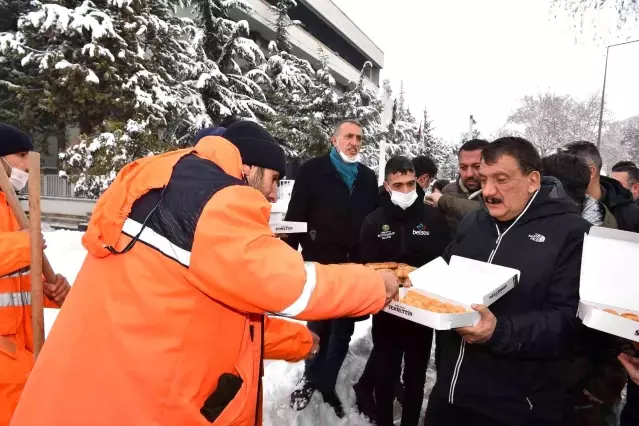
[329,147,358,191]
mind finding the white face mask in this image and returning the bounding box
[2,157,29,191]
[336,146,361,164]
[389,189,418,210]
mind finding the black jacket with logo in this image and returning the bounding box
[359,195,451,327]
[284,155,378,264]
[600,175,639,233]
[360,194,450,268]
[431,178,591,426]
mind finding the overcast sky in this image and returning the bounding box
[332,0,639,142]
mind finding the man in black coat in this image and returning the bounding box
[354,156,449,426]
[286,120,378,417]
[424,137,591,426]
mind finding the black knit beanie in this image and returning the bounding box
[0,123,34,157]
[222,121,286,176]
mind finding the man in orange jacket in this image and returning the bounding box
[11,120,398,426]
[0,124,70,426]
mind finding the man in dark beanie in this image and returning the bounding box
[0,123,70,424]
[195,120,287,203]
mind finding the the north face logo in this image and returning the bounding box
[529,233,545,243]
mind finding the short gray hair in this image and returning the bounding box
[333,119,362,137]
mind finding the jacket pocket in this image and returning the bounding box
[201,373,244,423]
[0,335,17,360]
[204,359,255,426]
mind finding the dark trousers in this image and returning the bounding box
[358,347,407,389]
[621,380,639,426]
[423,396,510,426]
[372,313,433,426]
[304,318,355,392]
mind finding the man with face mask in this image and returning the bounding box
[425,139,489,234]
[424,137,591,426]
[354,156,449,426]
[286,120,379,416]
[0,123,71,424]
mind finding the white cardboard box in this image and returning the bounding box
[269,221,307,234]
[383,256,520,330]
[578,227,639,342]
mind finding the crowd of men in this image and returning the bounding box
[284,121,639,426]
[1,118,639,426]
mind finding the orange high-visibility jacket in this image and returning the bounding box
[10,136,386,426]
[0,190,58,426]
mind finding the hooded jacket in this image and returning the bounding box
[9,137,387,426]
[0,190,58,424]
[431,177,591,426]
[599,175,639,233]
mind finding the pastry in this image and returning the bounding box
[400,291,467,314]
[395,264,416,279]
[621,313,639,322]
[603,309,619,315]
[366,262,399,270]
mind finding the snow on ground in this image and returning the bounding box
[43,229,436,425]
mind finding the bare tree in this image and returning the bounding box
[552,0,639,35]
[620,115,639,162]
[506,92,603,156]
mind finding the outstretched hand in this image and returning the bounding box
[456,304,496,344]
[424,192,442,207]
[380,270,400,307]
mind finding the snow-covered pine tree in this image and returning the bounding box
[267,49,338,160]
[185,0,272,122]
[254,0,319,159]
[1,0,213,195]
[421,106,437,156]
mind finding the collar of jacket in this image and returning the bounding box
[599,175,635,209]
[82,136,244,258]
[319,154,366,178]
[457,177,470,194]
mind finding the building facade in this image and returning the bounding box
[233,0,383,92]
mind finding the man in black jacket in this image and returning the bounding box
[286,120,378,417]
[563,141,639,232]
[355,156,449,426]
[424,137,591,426]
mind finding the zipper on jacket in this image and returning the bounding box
[526,397,534,410]
[447,189,540,405]
[254,316,265,426]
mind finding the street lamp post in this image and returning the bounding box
[597,39,639,149]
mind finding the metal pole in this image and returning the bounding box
[596,39,639,149]
[597,47,609,149]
